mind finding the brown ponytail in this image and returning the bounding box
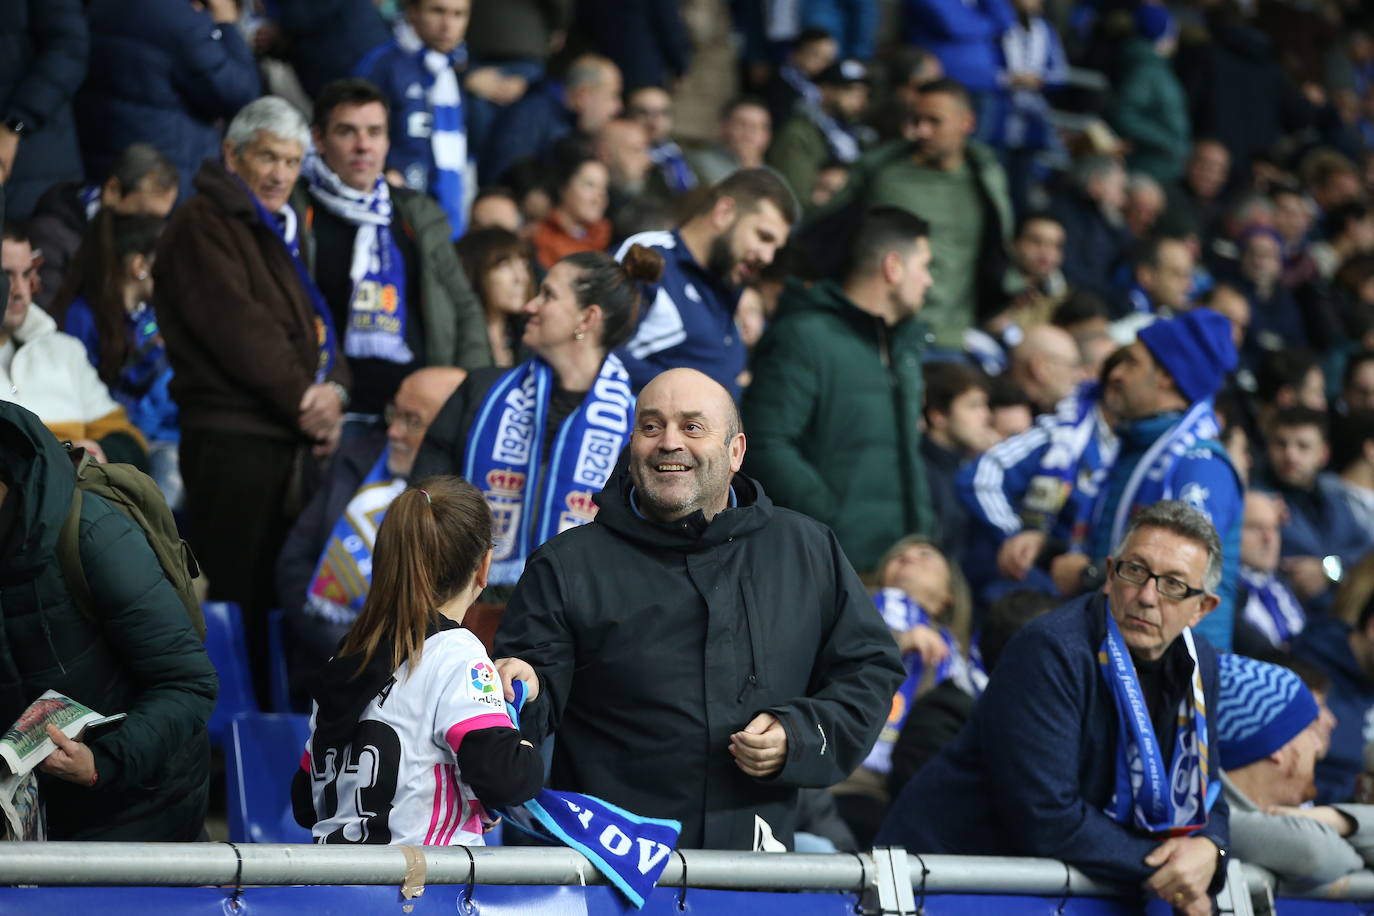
[562,244,665,351]
[337,475,493,679]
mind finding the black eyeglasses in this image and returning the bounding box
[1112,560,1205,600]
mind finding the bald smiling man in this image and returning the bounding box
[494,368,903,850]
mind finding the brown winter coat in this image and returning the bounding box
[153,160,351,441]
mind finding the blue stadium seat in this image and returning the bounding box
[266,608,294,713]
[203,602,260,748]
[226,712,312,843]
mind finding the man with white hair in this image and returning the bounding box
[154,95,352,701]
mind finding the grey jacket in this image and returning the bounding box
[1224,773,1374,886]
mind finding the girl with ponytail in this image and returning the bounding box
[410,246,665,588]
[292,475,544,845]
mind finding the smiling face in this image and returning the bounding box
[558,160,609,227]
[629,369,745,522]
[1108,526,1218,662]
[316,100,389,191]
[521,261,593,355]
[707,198,790,287]
[224,130,304,214]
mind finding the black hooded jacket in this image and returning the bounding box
[494,466,905,849]
[0,401,216,839]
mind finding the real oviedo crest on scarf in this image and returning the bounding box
[466,355,635,584]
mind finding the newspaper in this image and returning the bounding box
[0,691,125,840]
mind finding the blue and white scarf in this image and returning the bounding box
[500,680,681,909]
[464,354,634,584]
[649,140,698,193]
[305,452,406,624]
[800,102,861,163]
[1239,566,1306,647]
[1100,602,1218,835]
[246,182,340,382]
[864,588,986,775]
[1107,400,1223,548]
[303,151,414,364]
[395,22,468,239]
[79,184,102,220]
[1022,382,1116,532]
[778,62,822,111]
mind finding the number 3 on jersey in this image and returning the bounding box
[311,720,402,844]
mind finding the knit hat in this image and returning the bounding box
[1216,654,1319,770]
[1137,308,1237,404]
[1134,3,1177,42]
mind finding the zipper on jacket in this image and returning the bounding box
[736,578,763,702]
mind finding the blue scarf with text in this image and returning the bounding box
[500,680,681,908]
[1022,382,1116,533]
[396,22,468,239]
[464,355,634,584]
[306,452,406,624]
[1099,602,1217,835]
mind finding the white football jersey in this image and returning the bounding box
[302,628,515,845]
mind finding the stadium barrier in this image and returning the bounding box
[0,844,1367,914]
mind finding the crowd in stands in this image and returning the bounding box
[9,0,1374,908]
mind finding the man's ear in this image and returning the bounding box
[711,195,738,232]
[729,431,746,473]
[99,176,122,208]
[1189,592,1221,628]
[880,249,903,286]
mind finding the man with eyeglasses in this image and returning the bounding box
[276,367,467,689]
[1053,308,1242,653]
[878,500,1231,916]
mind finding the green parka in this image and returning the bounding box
[0,402,217,840]
[741,278,935,575]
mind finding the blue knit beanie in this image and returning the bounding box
[1217,654,1319,770]
[1135,3,1176,42]
[1137,308,1237,404]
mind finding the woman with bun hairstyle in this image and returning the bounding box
[411,246,665,585]
[292,476,544,845]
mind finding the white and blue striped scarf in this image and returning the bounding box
[396,23,468,240]
[302,151,414,364]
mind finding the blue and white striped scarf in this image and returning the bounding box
[302,151,414,364]
[395,23,468,240]
[649,140,697,193]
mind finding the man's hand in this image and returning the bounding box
[465,67,528,105]
[299,383,344,441]
[39,724,97,786]
[0,124,20,185]
[311,420,342,459]
[1051,552,1092,596]
[1282,556,1330,601]
[1269,804,1355,836]
[730,712,787,778]
[494,656,540,703]
[1143,836,1218,915]
[193,0,240,25]
[998,530,1047,580]
[897,623,950,668]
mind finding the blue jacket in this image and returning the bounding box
[62,296,178,443]
[479,80,576,185]
[1262,472,1374,615]
[1084,412,1243,652]
[75,0,261,202]
[957,406,1114,591]
[273,0,390,98]
[613,229,745,400]
[0,0,88,220]
[1049,187,1133,312]
[901,0,1015,93]
[802,0,879,60]
[354,39,465,198]
[1292,616,1374,804]
[574,0,691,92]
[876,592,1229,883]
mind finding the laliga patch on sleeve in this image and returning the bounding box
[467,659,504,707]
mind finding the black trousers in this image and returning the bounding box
[181,429,302,706]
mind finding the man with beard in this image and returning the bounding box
[799,79,1013,356]
[615,169,798,398]
[492,367,904,849]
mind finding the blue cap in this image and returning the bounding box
[1217,654,1320,770]
[1135,3,1177,42]
[1137,308,1237,404]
